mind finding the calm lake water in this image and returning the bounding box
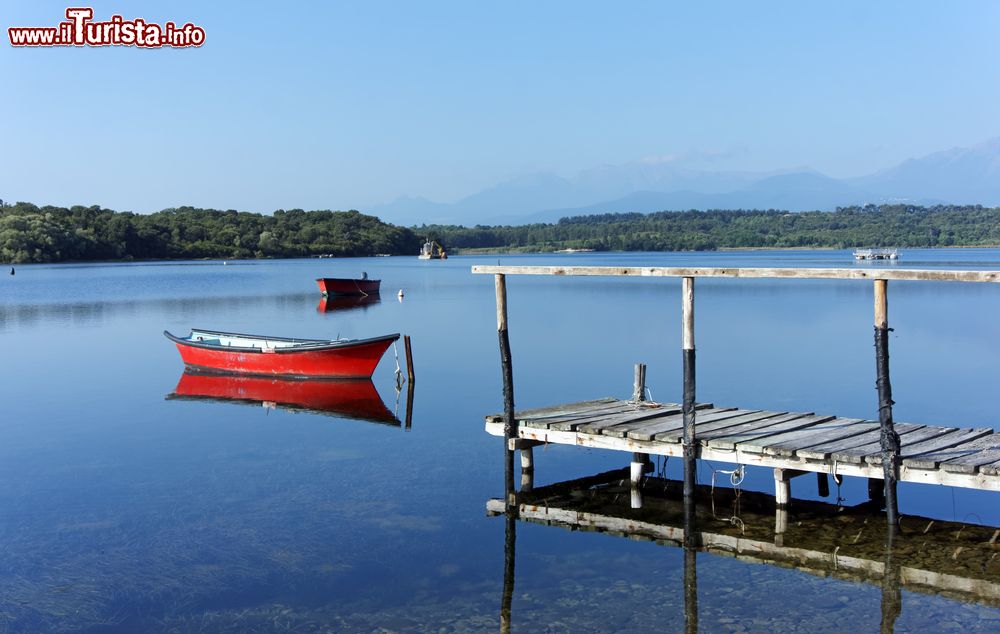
[2,249,1000,632]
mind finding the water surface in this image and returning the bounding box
[2,249,999,631]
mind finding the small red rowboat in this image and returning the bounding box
[164,328,399,378]
[316,277,381,296]
[167,372,399,424]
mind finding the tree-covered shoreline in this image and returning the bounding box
[3,202,1000,264]
[0,203,422,263]
[428,205,1000,253]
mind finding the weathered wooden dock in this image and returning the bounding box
[475,265,1000,517]
[486,397,1000,493]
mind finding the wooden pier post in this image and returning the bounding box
[496,274,517,495]
[874,279,901,527]
[682,277,697,499]
[631,362,650,493]
[403,334,415,384]
[816,472,830,498]
[520,447,534,473]
[633,362,647,401]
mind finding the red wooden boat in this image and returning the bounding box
[164,328,399,378]
[316,277,381,296]
[167,372,399,424]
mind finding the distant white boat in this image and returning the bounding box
[854,248,899,260]
[555,248,595,253]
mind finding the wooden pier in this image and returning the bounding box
[486,397,1000,493]
[474,265,1000,517]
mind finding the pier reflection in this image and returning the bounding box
[316,294,381,313]
[167,371,404,426]
[490,471,1000,632]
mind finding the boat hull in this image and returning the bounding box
[169,372,398,424]
[316,278,381,296]
[165,330,399,378]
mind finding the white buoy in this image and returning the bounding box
[397,289,404,302]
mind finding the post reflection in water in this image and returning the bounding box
[490,472,1000,633]
[500,448,517,634]
[167,371,407,426]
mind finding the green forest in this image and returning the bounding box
[428,205,1000,252]
[0,203,421,263]
[3,201,1000,263]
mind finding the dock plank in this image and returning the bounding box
[486,398,625,425]
[702,413,814,449]
[619,408,745,441]
[741,417,863,457]
[653,410,784,443]
[513,398,617,417]
[831,425,953,464]
[592,407,730,439]
[760,418,871,458]
[794,423,924,461]
[522,402,646,429]
[717,415,835,454]
[579,403,714,436]
[978,456,1000,477]
[866,428,993,465]
[906,432,1000,472]
[550,403,683,432]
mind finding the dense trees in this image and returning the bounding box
[429,205,1000,252]
[3,202,1000,263]
[0,203,422,263]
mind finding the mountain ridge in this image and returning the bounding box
[369,137,1000,226]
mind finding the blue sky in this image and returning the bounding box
[2,1,999,213]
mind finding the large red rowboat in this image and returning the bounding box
[164,328,399,378]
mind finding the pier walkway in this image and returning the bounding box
[475,264,1000,513]
[486,397,1000,495]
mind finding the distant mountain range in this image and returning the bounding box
[368,137,1000,226]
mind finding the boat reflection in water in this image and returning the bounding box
[168,371,401,426]
[317,294,382,313]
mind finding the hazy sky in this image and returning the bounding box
[2,1,999,213]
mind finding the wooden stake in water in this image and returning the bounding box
[404,334,415,384]
[496,274,517,495]
[682,277,697,500]
[874,279,900,527]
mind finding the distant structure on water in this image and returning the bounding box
[854,248,899,260]
[419,240,447,260]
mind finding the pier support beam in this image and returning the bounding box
[774,468,808,507]
[520,448,534,473]
[631,362,650,495]
[874,279,901,528]
[682,277,697,500]
[496,274,517,495]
